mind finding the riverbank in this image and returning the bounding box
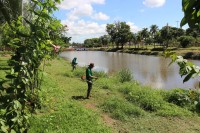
[87,46,200,60]
[1,55,200,132]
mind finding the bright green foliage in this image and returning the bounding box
[164,88,200,112]
[181,0,200,28]
[0,0,65,132]
[166,53,200,84]
[117,68,133,83]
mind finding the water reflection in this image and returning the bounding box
[60,51,200,90]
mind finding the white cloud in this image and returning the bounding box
[58,0,140,43]
[92,12,110,20]
[143,0,165,8]
[67,4,93,20]
[61,19,106,43]
[58,0,109,21]
[127,22,141,33]
[57,0,105,10]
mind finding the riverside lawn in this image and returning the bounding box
[1,54,200,132]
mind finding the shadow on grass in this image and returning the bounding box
[71,95,87,100]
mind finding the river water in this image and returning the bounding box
[60,51,200,90]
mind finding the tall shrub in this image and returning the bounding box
[0,0,65,132]
[178,36,195,48]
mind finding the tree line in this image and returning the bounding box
[82,22,200,49]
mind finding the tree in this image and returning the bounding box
[136,32,142,48]
[0,0,64,132]
[99,35,110,47]
[150,24,158,48]
[106,23,116,48]
[140,28,149,48]
[127,32,134,48]
[160,25,173,48]
[106,21,131,49]
[132,33,137,48]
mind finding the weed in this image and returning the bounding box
[126,86,164,111]
[156,102,193,117]
[117,68,133,83]
[101,97,146,121]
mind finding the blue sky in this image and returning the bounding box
[54,0,185,43]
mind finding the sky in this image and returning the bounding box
[53,0,185,43]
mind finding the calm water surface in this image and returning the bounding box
[60,51,200,90]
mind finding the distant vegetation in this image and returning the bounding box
[79,22,200,50]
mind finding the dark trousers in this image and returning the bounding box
[86,81,92,98]
[72,64,76,71]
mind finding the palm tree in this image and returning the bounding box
[136,32,142,48]
[150,24,158,48]
[140,28,149,48]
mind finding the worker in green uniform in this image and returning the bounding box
[71,57,78,71]
[86,63,98,99]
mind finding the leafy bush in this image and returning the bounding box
[127,86,164,111]
[164,88,200,112]
[166,89,191,107]
[117,68,133,83]
[101,97,146,121]
[178,36,195,48]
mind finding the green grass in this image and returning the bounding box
[1,55,200,133]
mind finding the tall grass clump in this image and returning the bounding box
[101,97,146,121]
[93,71,108,78]
[156,102,193,117]
[72,68,85,77]
[126,86,164,111]
[118,82,140,94]
[95,78,113,90]
[117,68,133,83]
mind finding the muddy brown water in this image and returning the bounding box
[60,51,200,90]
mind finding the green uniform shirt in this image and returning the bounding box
[86,67,92,81]
[72,58,77,65]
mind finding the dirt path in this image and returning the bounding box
[84,102,121,133]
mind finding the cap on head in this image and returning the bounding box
[89,63,94,67]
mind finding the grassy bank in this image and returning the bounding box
[89,46,200,60]
[1,55,200,132]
